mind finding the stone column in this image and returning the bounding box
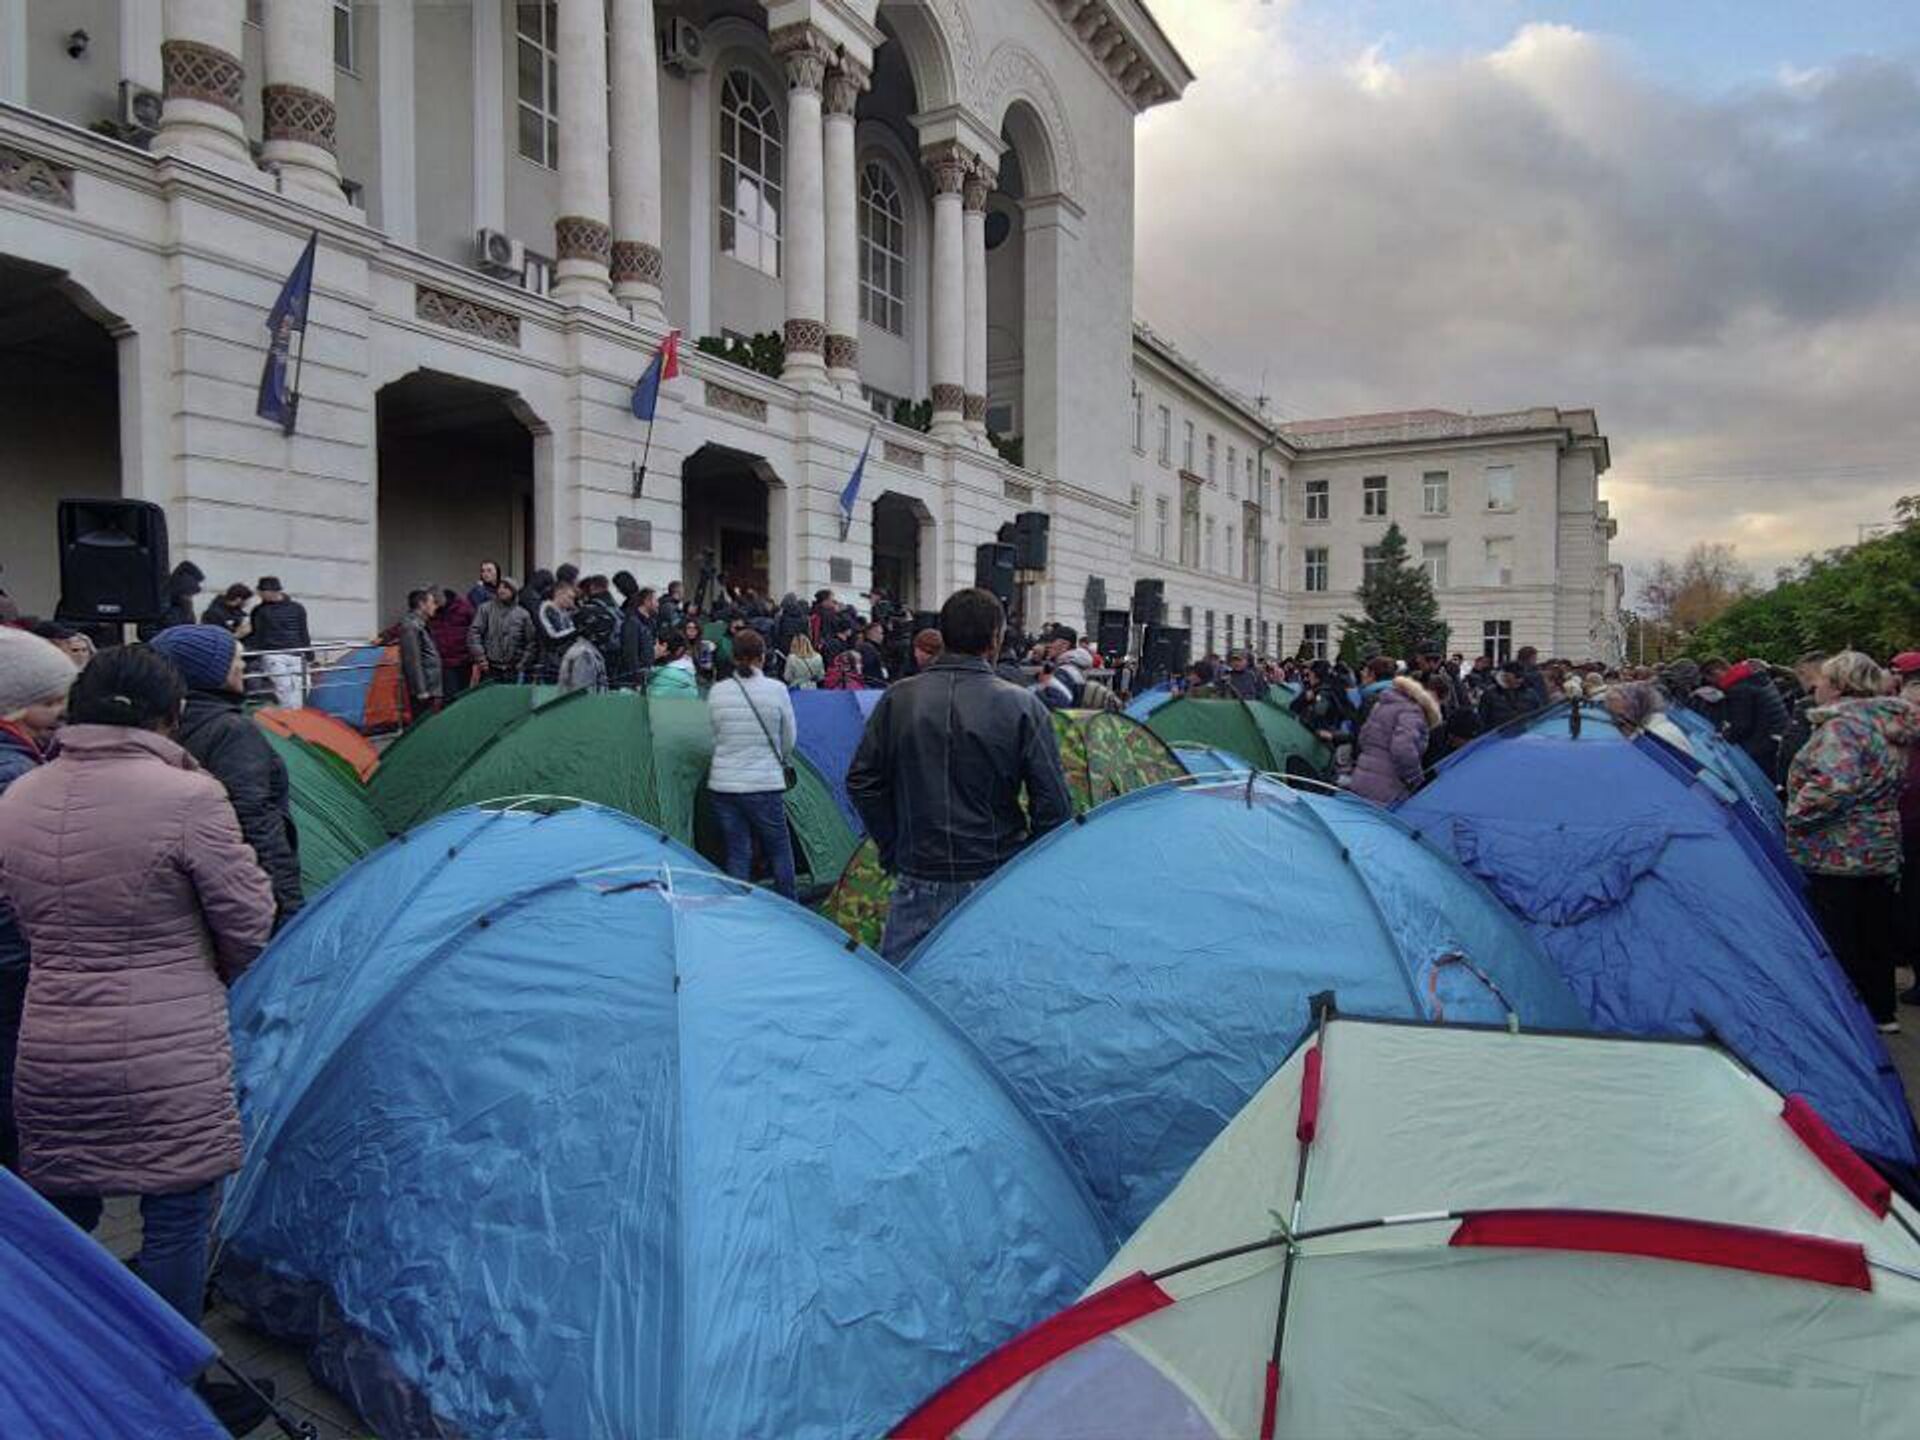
[923,142,969,440]
[552,0,613,302]
[261,0,343,201]
[822,57,868,391]
[772,24,835,387]
[609,0,665,319]
[154,0,250,167]
[962,158,995,440]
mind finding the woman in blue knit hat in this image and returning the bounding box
[148,626,303,929]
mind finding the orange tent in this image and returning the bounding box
[256,707,381,781]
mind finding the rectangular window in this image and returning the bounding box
[1183,420,1195,472]
[1484,536,1515,588]
[1422,470,1450,516]
[1486,464,1516,511]
[1242,514,1259,582]
[1305,478,1329,522]
[1304,547,1329,592]
[1182,604,1194,631]
[1303,623,1330,661]
[1362,474,1388,519]
[1206,433,1217,482]
[1421,541,1449,590]
[1259,620,1270,657]
[1225,613,1234,650]
[1131,485,1144,553]
[1483,620,1513,663]
[1272,543,1283,590]
[1205,516,1217,572]
[516,2,560,169]
[1226,446,1237,497]
[1245,616,1254,651]
[1132,391,1144,452]
[1179,479,1200,568]
[1157,405,1171,465]
[1205,610,1216,656]
[1225,525,1235,575]
[1362,544,1387,584]
[334,1,355,70]
[1155,496,1170,560]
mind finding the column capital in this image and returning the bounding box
[770,23,837,93]
[922,141,974,197]
[962,158,996,212]
[823,57,870,116]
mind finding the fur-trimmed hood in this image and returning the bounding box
[1392,673,1443,727]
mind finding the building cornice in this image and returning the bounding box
[1132,320,1290,451]
[1041,0,1193,112]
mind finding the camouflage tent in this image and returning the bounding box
[821,709,1183,951]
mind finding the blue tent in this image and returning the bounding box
[905,776,1588,1234]
[1664,702,1786,831]
[219,806,1109,1440]
[1123,682,1175,720]
[2,1168,224,1439]
[1398,709,1918,1177]
[789,688,883,830]
[1170,744,1251,776]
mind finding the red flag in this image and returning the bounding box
[661,329,681,380]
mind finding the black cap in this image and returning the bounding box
[256,576,282,592]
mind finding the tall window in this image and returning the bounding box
[1226,445,1237,496]
[1205,434,1217,483]
[1205,611,1216,655]
[1305,478,1329,522]
[1155,496,1169,559]
[1225,525,1235,574]
[516,3,560,168]
[720,71,783,278]
[334,0,355,70]
[1362,544,1387,584]
[1486,464,1516,511]
[1362,474,1388,519]
[1260,620,1270,657]
[1303,623,1330,661]
[1304,547,1329,592]
[1157,405,1172,465]
[1183,421,1195,472]
[1132,391,1144,451]
[1242,511,1259,582]
[1484,536,1515,587]
[1421,541,1449,589]
[1131,485,1144,553]
[857,163,905,333]
[1205,516,1217,572]
[1483,620,1513,662]
[1180,479,1200,567]
[1225,613,1234,648]
[1422,470,1450,515]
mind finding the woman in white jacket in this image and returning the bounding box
[706,629,799,898]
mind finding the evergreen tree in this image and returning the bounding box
[1338,522,1449,661]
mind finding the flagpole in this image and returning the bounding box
[284,317,309,438]
[632,413,656,498]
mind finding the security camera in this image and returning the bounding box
[66,29,90,59]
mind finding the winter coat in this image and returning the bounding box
[0,721,46,973]
[0,725,274,1194]
[138,563,205,640]
[1224,667,1270,701]
[199,597,249,634]
[557,638,609,694]
[648,659,700,698]
[535,601,576,683]
[784,651,825,690]
[1476,682,1541,732]
[176,689,303,924]
[468,598,535,676]
[1718,662,1790,775]
[1785,695,1918,877]
[619,607,658,687]
[774,602,810,656]
[245,597,311,654]
[430,594,476,668]
[1349,676,1441,805]
[708,673,796,793]
[398,611,443,702]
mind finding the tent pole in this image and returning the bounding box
[1261,998,1334,1438]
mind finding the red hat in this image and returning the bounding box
[1890,651,1920,675]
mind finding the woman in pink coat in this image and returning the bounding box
[0,644,273,1326]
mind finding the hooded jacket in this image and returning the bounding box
[0,725,274,1194]
[1785,695,1919,877]
[1717,660,1790,774]
[175,688,303,924]
[1349,676,1442,805]
[137,562,205,640]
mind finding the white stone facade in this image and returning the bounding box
[0,1,1618,662]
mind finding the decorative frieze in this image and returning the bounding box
[414,286,521,347]
[262,83,337,151]
[883,440,925,472]
[0,145,75,209]
[161,39,244,114]
[611,241,664,286]
[784,318,826,355]
[555,215,613,265]
[704,382,769,423]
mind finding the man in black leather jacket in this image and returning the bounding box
[848,588,1072,963]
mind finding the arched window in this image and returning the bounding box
[719,71,781,277]
[858,162,906,334]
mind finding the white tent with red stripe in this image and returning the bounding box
[899,1016,1920,1439]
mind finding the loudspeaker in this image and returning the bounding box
[973,542,1017,605]
[1097,608,1133,658]
[1140,624,1190,685]
[56,499,170,623]
[1012,510,1050,571]
[1131,576,1165,626]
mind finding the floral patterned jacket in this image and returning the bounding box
[1785,695,1919,876]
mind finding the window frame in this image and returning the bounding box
[1362,474,1389,520]
[1362,544,1387,585]
[1303,622,1330,662]
[1183,420,1196,473]
[1484,535,1515,588]
[1304,546,1329,593]
[1132,391,1145,453]
[1485,463,1517,512]
[1421,540,1449,590]
[718,69,785,279]
[857,160,907,334]
[1482,620,1513,663]
[333,0,356,72]
[1179,478,1201,568]
[1304,478,1330,523]
[1157,405,1172,466]
[1155,495,1170,560]
[1206,433,1217,483]
[515,2,561,170]
[1205,514,1218,573]
[1422,470,1450,516]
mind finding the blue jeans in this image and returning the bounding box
[881,875,981,965]
[710,789,797,900]
[54,1184,218,1325]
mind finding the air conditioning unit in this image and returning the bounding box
[662,17,705,73]
[474,227,525,279]
[118,80,163,137]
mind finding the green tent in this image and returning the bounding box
[261,730,389,895]
[821,708,1184,951]
[1145,695,1331,778]
[365,683,559,833]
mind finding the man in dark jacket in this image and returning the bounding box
[1709,657,1790,775]
[847,588,1072,964]
[397,589,444,720]
[1223,650,1270,701]
[148,625,303,928]
[1477,660,1542,730]
[618,582,661,687]
[200,583,253,633]
[467,560,502,613]
[246,577,312,709]
[468,576,535,682]
[137,561,205,640]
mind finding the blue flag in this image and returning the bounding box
[256,232,317,435]
[631,331,680,422]
[838,427,875,541]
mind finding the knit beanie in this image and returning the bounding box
[0,627,78,717]
[149,624,239,691]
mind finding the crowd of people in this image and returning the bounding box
[2,552,1918,1432]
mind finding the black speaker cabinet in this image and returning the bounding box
[56,499,170,624]
[973,542,1017,604]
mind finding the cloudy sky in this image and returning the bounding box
[1134,1,1920,588]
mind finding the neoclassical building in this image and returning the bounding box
[0,0,1620,660]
